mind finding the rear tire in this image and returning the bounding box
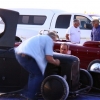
[41,75,69,100]
[79,69,93,92]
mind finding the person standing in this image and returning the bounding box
[66,19,81,44]
[91,19,100,41]
[15,31,60,100]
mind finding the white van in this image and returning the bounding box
[8,8,100,43]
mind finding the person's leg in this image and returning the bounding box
[15,54,44,100]
[25,58,44,99]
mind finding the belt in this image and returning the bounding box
[17,53,32,59]
[17,53,26,57]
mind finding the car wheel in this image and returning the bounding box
[79,68,93,92]
[87,59,100,72]
[41,75,69,100]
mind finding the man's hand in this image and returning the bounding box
[55,59,60,66]
[66,34,69,40]
[46,55,60,66]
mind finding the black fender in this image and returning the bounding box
[87,59,100,88]
[79,68,93,92]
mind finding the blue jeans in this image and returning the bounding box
[15,53,44,100]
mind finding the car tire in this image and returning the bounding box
[87,59,100,72]
[41,75,69,100]
[79,68,93,92]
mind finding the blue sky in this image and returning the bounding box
[1,0,100,14]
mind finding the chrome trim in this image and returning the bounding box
[90,63,100,72]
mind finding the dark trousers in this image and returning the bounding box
[15,53,44,100]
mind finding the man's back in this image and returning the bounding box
[15,35,54,74]
[15,35,53,56]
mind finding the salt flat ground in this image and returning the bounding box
[0,93,100,100]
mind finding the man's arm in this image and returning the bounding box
[46,55,60,66]
[91,32,93,41]
[65,27,70,40]
[45,39,60,66]
[66,34,69,40]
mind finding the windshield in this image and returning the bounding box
[89,15,100,20]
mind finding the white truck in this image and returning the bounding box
[3,8,100,43]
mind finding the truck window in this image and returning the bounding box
[55,15,71,28]
[74,15,91,30]
[18,15,47,25]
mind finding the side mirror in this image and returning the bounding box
[86,23,92,29]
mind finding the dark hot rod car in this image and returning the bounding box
[38,30,100,90]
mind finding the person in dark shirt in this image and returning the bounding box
[91,19,100,41]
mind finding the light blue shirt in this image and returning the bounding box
[15,35,54,75]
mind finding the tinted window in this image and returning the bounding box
[74,15,91,29]
[55,15,71,28]
[18,15,47,25]
[22,16,29,23]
